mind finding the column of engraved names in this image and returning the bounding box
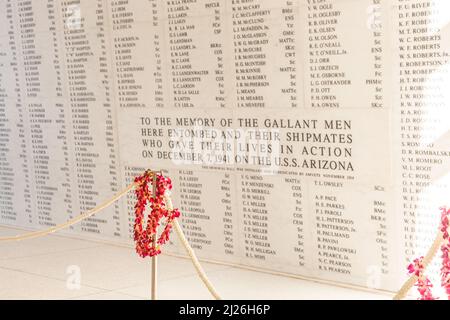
[0,2,14,222]
[0,0,33,225]
[165,0,226,108]
[231,0,270,108]
[237,170,307,271]
[231,1,302,108]
[306,0,347,108]
[304,0,386,108]
[13,0,37,225]
[60,0,121,237]
[108,0,155,108]
[17,0,74,227]
[178,170,210,251]
[239,172,276,262]
[96,0,122,236]
[176,169,235,259]
[122,166,146,241]
[310,181,391,284]
[313,194,357,276]
[397,0,450,262]
[45,0,75,226]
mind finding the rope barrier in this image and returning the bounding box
[0,173,222,300]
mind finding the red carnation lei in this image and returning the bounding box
[133,170,180,258]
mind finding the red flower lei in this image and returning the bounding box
[133,170,180,258]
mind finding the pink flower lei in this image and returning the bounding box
[406,207,450,300]
[440,207,450,299]
[407,256,436,300]
[133,170,180,258]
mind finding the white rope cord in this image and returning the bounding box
[165,194,222,300]
[393,231,444,300]
[0,183,136,242]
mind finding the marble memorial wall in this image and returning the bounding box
[0,0,449,292]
